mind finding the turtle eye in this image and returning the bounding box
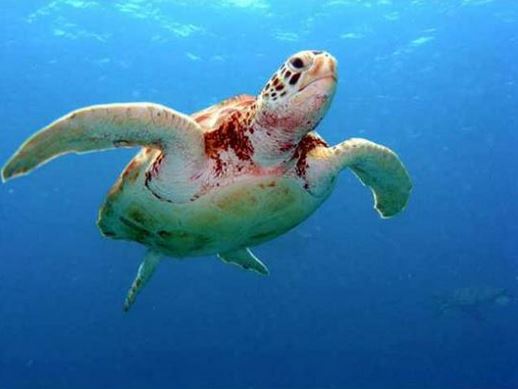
[289,57,305,71]
[290,57,304,69]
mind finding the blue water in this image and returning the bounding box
[1,1,517,388]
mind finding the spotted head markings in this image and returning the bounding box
[261,53,318,100]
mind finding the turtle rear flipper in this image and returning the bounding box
[218,248,269,275]
[2,103,206,202]
[124,249,162,312]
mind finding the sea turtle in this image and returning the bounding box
[2,50,412,311]
[433,286,512,319]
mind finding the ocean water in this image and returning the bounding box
[1,1,517,388]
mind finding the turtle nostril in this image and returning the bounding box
[312,50,323,55]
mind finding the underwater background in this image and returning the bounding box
[1,1,517,388]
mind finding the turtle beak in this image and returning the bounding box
[298,52,338,92]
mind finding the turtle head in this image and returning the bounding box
[255,50,337,141]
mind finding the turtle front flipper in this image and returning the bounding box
[124,249,163,312]
[218,248,269,275]
[320,138,412,218]
[2,103,206,202]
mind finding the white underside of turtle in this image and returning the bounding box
[2,50,412,311]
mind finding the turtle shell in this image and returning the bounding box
[96,96,334,257]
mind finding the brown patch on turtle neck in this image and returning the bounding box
[204,110,255,175]
[293,134,328,183]
[192,95,256,128]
